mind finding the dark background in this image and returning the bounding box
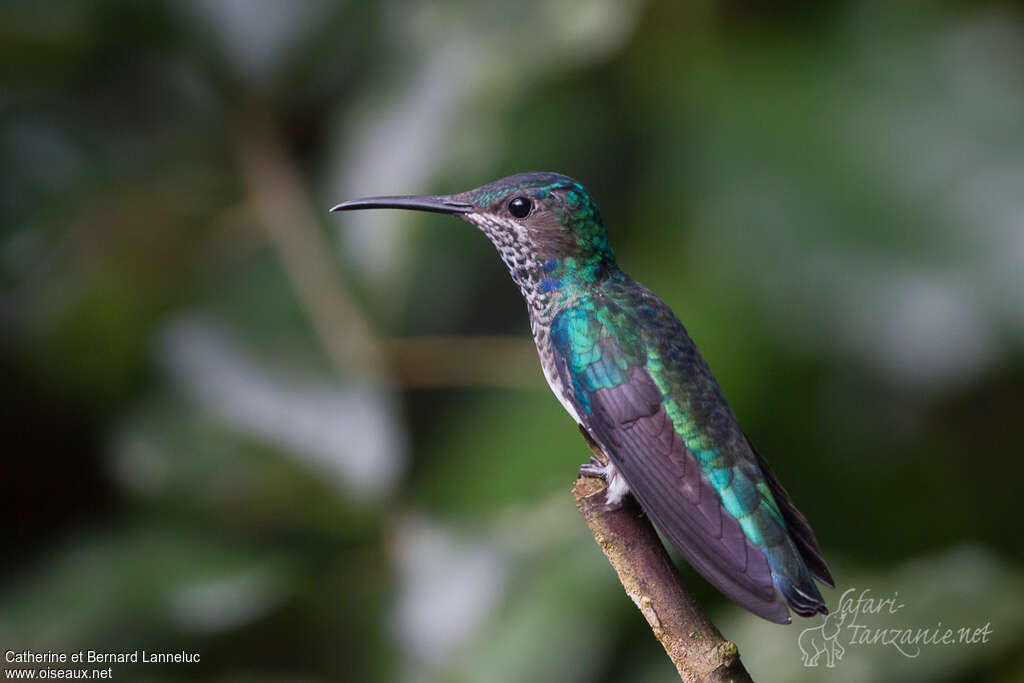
[2,2,1023,681]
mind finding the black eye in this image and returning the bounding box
[508,196,532,218]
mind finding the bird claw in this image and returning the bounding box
[579,455,607,479]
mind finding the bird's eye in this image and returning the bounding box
[508,197,532,218]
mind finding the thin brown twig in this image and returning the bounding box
[236,110,546,390]
[381,335,540,388]
[237,109,388,380]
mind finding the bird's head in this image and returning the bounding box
[332,172,616,282]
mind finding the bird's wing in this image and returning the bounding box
[550,297,793,623]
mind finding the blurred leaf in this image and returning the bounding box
[413,387,585,516]
[0,526,297,648]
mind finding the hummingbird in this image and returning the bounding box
[332,172,833,623]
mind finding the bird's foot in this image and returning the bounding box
[578,454,607,480]
[578,455,627,511]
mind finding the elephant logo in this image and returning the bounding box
[798,611,846,668]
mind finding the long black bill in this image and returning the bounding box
[330,195,473,215]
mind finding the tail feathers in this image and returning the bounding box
[770,548,827,618]
[770,573,827,618]
[744,433,833,617]
[747,434,835,588]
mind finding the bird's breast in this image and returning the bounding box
[531,317,583,425]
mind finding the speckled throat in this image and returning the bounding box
[463,212,557,327]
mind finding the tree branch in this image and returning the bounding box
[572,438,754,683]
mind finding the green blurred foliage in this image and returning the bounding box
[2,1,1023,682]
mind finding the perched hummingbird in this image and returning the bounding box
[332,172,833,623]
